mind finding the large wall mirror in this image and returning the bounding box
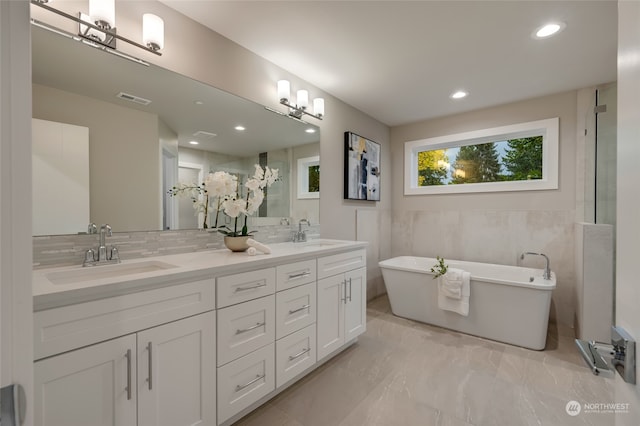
[31,26,320,236]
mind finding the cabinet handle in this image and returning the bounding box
[341,280,346,303]
[288,304,310,315]
[348,277,352,302]
[147,342,153,390]
[288,271,311,280]
[235,282,267,292]
[289,347,311,361]
[125,349,132,400]
[236,322,266,335]
[235,374,265,392]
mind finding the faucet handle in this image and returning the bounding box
[87,223,97,234]
[110,247,120,262]
[83,249,96,266]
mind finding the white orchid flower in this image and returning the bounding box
[222,198,246,218]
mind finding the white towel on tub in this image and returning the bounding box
[437,268,471,316]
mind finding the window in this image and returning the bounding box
[404,118,559,195]
[297,156,320,199]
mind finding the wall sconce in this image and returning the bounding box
[31,0,164,57]
[277,80,324,120]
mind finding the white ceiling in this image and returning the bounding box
[162,0,618,127]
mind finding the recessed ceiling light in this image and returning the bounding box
[450,90,468,99]
[235,125,245,131]
[194,100,204,105]
[533,22,565,39]
[189,141,199,145]
[305,128,316,134]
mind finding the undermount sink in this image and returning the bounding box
[301,240,344,248]
[46,260,179,285]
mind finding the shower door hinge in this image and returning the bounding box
[594,104,607,114]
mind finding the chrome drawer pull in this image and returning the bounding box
[235,282,267,292]
[288,271,311,280]
[236,322,266,335]
[125,349,132,400]
[289,347,311,361]
[235,374,265,392]
[288,304,310,315]
[147,342,153,390]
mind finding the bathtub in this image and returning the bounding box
[378,256,556,350]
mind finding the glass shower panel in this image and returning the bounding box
[595,83,617,226]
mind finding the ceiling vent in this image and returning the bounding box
[192,130,217,138]
[116,92,152,106]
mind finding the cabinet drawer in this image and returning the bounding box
[275,283,316,339]
[34,278,215,360]
[276,259,316,291]
[217,268,276,308]
[217,343,275,424]
[317,249,366,279]
[276,325,316,388]
[217,295,275,366]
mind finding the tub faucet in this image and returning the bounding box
[521,252,551,280]
[293,219,310,242]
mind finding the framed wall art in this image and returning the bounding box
[344,131,381,201]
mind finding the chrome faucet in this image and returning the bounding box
[521,251,551,280]
[98,224,112,261]
[293,219,310,242]
[83,223,120,267]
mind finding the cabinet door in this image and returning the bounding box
[34,334,136,426]
[345,267,367,342]
[316,274,345,361]
[137,312,216,426]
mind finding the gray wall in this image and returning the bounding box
[390,90,579,326]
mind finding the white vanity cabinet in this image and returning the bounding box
[33,277,217,426]
[317,250,367,361]
[34,311,216,426]
[33,241,367,426]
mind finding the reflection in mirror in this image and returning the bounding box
[31,25,320,236]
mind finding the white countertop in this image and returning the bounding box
[33,239,367,311]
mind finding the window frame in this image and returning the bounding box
[297,155,320,199]
[404,117,559,195]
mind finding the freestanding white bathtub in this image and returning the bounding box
[378,256,556,350]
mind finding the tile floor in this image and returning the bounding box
[234,295,617,426]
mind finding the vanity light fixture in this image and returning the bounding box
[533,22,566,39]
[31,0,164,56]
[277,80,325,120]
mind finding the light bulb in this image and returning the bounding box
[297,90,309,109]
[313,98,325,117]
[89,0,115,29]
[277,80,290,102]
[143,14,164,51]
